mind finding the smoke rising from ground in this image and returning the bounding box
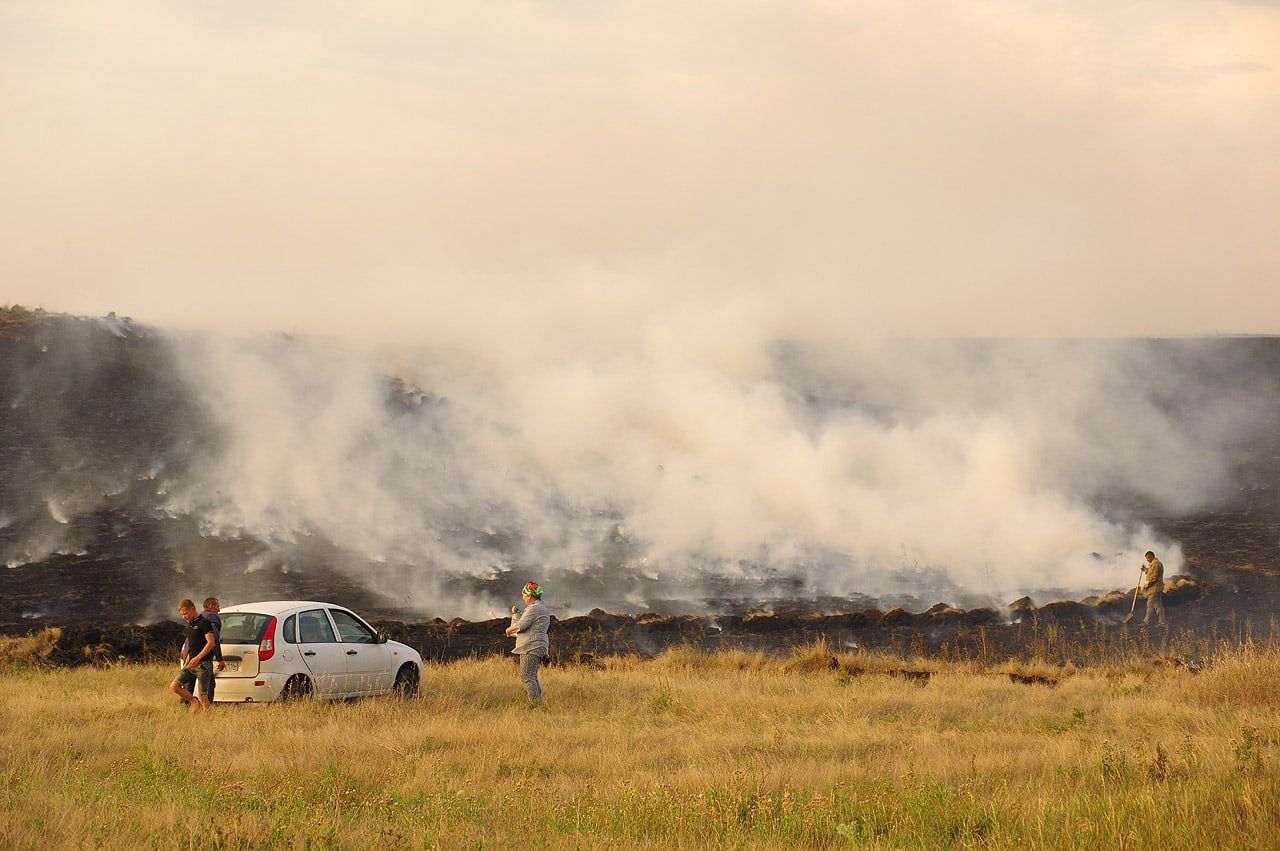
[2,306,1273,619]
[153,302,1280,616]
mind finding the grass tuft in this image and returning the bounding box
[0,627,60,668]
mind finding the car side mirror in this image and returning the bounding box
[377,632,388,644]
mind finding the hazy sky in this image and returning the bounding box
[3,0,1278,338]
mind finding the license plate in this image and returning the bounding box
[222,660,240,673]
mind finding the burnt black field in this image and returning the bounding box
[3,305,1279,663]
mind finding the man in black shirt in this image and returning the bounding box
[180,597,225,702]
[169,598,217,711]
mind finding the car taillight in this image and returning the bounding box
[258,616,277,662]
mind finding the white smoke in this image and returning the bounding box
[155,292,1266,615]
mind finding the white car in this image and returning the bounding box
[211,601,422,703]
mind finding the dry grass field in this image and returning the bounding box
[1,641,1277,850]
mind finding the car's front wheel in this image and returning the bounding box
[280,674,312,702]
[393,664,419,699]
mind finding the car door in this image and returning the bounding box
[295,608,349,696]
[328,608,392,694]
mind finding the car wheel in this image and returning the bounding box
[393,664,419,699]
[280,674,312,702]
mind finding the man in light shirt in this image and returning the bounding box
[1140,551,1167,627]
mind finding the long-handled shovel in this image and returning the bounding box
[1122,569,1143,624]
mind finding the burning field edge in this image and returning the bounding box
[4,574,1273,672]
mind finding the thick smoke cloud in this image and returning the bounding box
[10,309,1269,619]
[158,311,1280,616]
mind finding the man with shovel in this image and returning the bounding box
[1130,551,1166,627]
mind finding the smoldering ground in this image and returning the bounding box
[7,307,1276,623]
[164,315,1280,617]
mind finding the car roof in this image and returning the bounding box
[219,601,361,617]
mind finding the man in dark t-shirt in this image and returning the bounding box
[202,597,224,702]
[169,598,217,711]
[180,597,225,702]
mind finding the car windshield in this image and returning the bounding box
[219,613,273,644]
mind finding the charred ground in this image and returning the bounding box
[2,306,1279,664]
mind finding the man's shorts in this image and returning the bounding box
[174,660,214,697]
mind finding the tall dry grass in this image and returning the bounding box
[0,644,1276,849]
[0,626,60,665]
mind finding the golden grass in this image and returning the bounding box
[0,626,60,665]
[0,645,1277,849]
[1193,642,1280,711]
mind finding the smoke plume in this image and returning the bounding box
[149,304,1276,616]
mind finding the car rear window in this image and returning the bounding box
[219,613,273,644]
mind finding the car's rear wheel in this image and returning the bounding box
[280,674,312,702]
[393,664,419,699]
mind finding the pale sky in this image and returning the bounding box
[3,0,1278,338]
